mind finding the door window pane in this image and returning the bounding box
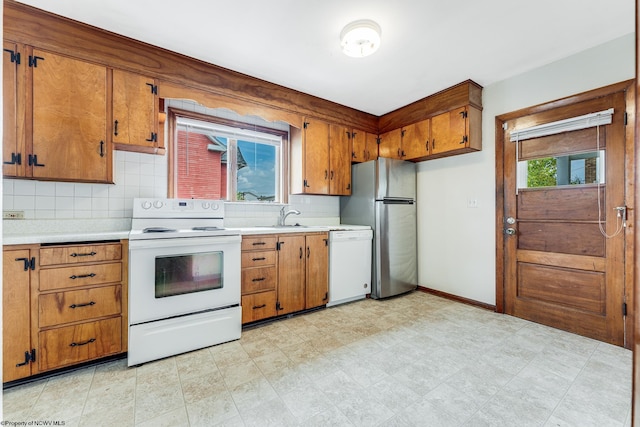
[518,150,604,189]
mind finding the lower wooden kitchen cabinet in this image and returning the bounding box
[241,232,329,324]
[2,240,128,383]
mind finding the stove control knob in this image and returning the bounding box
[153,200,164,209]
[141,201,152,210]
[211,203,220,210]
[202,202,211,209]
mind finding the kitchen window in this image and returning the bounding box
[168,109,288,202]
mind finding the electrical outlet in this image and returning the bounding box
[3,210,25,219]
[467,199,479,208]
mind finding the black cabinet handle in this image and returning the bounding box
[299,247,303,259]
[4,152,21,165]
[69,273,96,280]
[15,257,30,271]
[70,251,96,257]
[252,304,266,310]
[251,277,266,282]
[100,141,105,157]
[114,120,119,136]
[252,242,266,246]
[15,351,30,367]
[252,257,266,261]
[69,338,96,347]
[307,247,310,258]
[69,301,96,309]
[28,154,45,167]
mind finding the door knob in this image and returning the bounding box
[505,228,516,235]
[506,217,516,224]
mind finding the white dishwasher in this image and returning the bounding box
[328,229,373,307]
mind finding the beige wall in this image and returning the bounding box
[416,33,635,305]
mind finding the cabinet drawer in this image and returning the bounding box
[241,250,276,268]
[38,317,122,371]
[39,262,122,291]
[242,291,276,324]
[40,243,122,266]
[39,285,122,328]
[242,266,276,294]
[241,236,277,251]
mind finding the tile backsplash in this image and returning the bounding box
[2,150,340,228]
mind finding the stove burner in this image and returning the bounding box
[143,227,177,233]
[192,226,223,231]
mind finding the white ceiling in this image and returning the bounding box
[14,0,635,116]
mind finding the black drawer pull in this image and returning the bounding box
[252,242,266,246]
[252,277,266,282]
[70,251,97,257]
[69,338,96,347]
[69,273,96,280]
[252,257,266,261]
[69,301,96,309]
[252,304,266,310]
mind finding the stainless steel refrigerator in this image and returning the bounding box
[340,157,417,299]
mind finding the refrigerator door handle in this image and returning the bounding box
[380,198,414,205]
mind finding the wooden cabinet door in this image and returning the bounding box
[31,49,110,182]
[378,128,403,159]
[3,42,25,177]
[431,107,468,155]
[329,124,351,195]
[351,129,366,163]
[365,132,379,161]
[276,235,306,315]
[112,69,157,149]
[305,234,329,309]
[3,249,34,382]
[402,119,431,160]
[303,118,330,194]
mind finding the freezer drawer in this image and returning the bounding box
[374,201,417,298]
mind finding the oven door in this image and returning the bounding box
[129,234,241,325]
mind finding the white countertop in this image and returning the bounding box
[3,221,371,245]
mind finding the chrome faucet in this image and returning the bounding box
[278,206,301,226]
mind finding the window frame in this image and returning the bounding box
[167,107,289,203]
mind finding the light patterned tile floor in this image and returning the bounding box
[2,292,633,426]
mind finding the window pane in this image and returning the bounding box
[518,150,605,189]
[236,140,278,202]
[176,129,226,199]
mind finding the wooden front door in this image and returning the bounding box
[498,83,634,348]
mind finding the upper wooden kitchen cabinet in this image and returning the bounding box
[290,118,352,195]
[3,246,37,383]
[2,45,112,183]
[112,69,163,153]
[402,119,431,160]
[429,105,481,158]
[378,119,431,161]
[3,41,25,177]
[378,128,403,160]
[328,123,352,195]
[350,129,378,163]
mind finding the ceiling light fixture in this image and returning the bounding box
[340,19,381,58]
